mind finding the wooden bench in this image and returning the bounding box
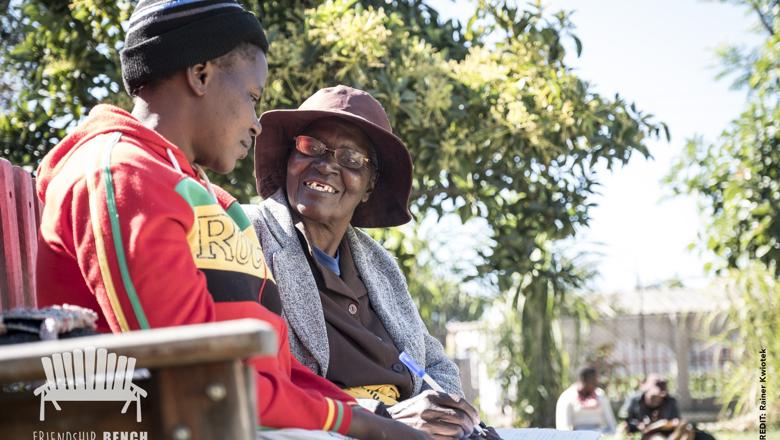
[0,159,277,439]
[0,158,40,311]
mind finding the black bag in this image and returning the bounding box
[0,304,98,345]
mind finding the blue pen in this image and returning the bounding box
[399,351,488,437]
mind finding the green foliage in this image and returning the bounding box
[371,225,489,342]
[489,249,595,426]
[710,263,780,424]
[709,430,780,440]
[1,0,665,427]
[0,0,133,164]
[667,0,779,274]
[666,0,779,425]
[688,371,726,400]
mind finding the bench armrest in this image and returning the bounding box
[0,319,276,383]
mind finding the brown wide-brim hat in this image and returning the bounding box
[255,85,413,228]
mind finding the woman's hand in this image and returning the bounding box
[387,390,480,439]
[348,407,433,440]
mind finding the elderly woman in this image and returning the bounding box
[244,85,483,439]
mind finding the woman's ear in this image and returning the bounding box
[362,173,376,203]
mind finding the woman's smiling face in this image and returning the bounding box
[285,118,375,229]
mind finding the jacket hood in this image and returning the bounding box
[36,104,191,203]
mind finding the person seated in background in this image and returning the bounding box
[244,85,500,440]
[619,375,715,440]
[555,365,617,434]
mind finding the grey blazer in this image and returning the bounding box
[243,190,463,396]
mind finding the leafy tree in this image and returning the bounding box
[0,0,132,165]
[711,263,780,423]
[668,0,779,274]
[667,0,778,424]
[380,225,490,342]
[0,0,665,426]
[488,247,595,426]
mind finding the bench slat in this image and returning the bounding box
[13,165,38,307]
[113,355,128,390]
[0,318,276,383]
[44,390,139,401]
[84,347,96,390]
[0,158,24,311]
[32,176,42,235]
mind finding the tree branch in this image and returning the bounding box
[750,0,776,36]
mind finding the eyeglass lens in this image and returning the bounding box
[295,136,368,170]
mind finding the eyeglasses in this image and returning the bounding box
[293,135,372,171]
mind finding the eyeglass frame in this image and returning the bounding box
[292,135,375,172]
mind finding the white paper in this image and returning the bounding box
[493,428,601,440]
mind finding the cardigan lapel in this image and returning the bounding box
[261,191,331,375]
[346,228,424,393]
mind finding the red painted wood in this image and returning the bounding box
[0,158,24,311]
[32,176,42,233]
[14,166,38,308]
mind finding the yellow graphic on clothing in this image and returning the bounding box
[188,204,264,276]
[342,384,400,405]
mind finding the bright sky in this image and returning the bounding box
[426,0,762,292]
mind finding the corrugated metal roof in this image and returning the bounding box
[593,283,730,316]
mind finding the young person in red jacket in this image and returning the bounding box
[35,1,429,438]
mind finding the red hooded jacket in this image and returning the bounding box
[36,104,355,433]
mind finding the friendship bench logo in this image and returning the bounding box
[33,347,147,422]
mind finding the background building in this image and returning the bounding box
[447,285,732,424]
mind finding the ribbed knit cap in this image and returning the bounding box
[120,0,269,95]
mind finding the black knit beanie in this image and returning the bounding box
[120,0,269,95]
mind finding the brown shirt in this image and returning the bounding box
[293,222,414,400]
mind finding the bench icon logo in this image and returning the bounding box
[34,347,147,422]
